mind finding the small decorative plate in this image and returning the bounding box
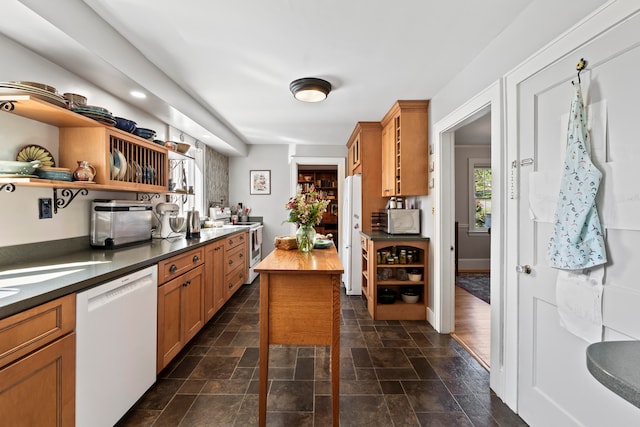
[16,145,55,167]
[314,239,333,249]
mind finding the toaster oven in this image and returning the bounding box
[385,209,420,234]
[90,200,153,248]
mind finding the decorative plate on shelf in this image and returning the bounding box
[16,145,55,167]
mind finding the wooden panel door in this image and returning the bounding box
[157,277,183,373]
[205,240,225,321]
[0,333,75,427]
[381,120,396,197]
[182,265,205,343]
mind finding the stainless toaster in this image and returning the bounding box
[90,200,153,248]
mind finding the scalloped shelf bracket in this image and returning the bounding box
[54,188,88,214]
[1,183,16,193]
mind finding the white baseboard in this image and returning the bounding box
[458,258,490,271]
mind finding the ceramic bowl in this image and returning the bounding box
[408,273,422,282]
[0,160,41,174]
[176,142,190,154]
[115,117,137,133]
[401,293,419,304]
[378,288,397,304]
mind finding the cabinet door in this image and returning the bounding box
[182,265,205,343]
[0,332,75,427]
[157,278,183,373]
[204,241,225,321]
[381,120,396,197]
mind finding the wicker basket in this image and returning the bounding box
[274,235,297,250]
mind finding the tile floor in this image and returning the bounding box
[117,279,527,427]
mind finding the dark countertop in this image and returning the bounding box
[586,340,640,408]
[0,226,249,320]
[360,230,430,241]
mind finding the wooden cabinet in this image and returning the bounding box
[346,122,387,231]
[380,100,429,196]
[0,95,168,193]
[0,294,76,427]
[297,169,339,244]
[361,235,429,320]
[224,231,248,300]
[204,240,226,321]
[157,247,205,373]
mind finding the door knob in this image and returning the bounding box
[516,264,532,274]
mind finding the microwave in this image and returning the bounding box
[386,209,420,234]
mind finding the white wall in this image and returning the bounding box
[228,144,292,255]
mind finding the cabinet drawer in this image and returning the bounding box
[158,247,204,284]
[226,231,247,250]
[0,294,75,369]
[225,244,246,276]
[225,265,245,296]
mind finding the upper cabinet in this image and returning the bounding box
[380,100,429,197]
[0,95,168,192]
[346,122,386,230]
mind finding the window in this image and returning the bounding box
[468,158,492,233]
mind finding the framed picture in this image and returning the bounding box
[250,170,271,195]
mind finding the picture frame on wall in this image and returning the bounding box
[250,170,271,195]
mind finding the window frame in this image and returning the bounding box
[468,158,492,234]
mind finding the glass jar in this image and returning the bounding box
[399,250,407,264]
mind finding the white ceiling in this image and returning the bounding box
[1,0,531,155]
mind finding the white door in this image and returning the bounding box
[512,6,640,426]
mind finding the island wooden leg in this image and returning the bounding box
[259,273,270,427]
[331,274,340,426]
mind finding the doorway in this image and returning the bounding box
[450,112,492,369]
[432,80,513,407]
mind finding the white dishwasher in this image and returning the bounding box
[76,265,157,427]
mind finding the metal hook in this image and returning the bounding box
[572,58,587,85]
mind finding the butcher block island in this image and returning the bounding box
[255,245,343,427]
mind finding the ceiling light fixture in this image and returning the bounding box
[130,90,147,99]
[289,77,332,103]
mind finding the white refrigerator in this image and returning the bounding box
[341,174,362,295]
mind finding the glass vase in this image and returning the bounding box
[296,224,316,253]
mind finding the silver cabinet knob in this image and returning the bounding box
[516,265,532,274]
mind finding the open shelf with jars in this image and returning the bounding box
[360,233,429,320]
[297,168,339,245]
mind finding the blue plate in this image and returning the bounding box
[314,239,333,249]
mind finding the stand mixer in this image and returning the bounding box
[153,203,184,238]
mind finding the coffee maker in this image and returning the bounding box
[153,203,183,238]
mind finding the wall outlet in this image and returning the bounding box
[39,198,53,219]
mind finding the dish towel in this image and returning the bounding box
[556,267,604,343]
[547,83,606,270]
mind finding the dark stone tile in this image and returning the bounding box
[341,331,368,348]
[167,355,203,379]
[385,394,421,426]
[376,367,419,380]
[295,355,315,380]
[410,331,432,346]
[298,347,315,358]
[443,379,474,395]
[314,395,333,427]
[233,394,258,427]
[187,345,212,356]
[383,339,417,347]
[207,346,245,357]
[415,412,473,426]
[351,347,373,367]
[343,308,357,319]
[369,348,411,368]
[134,379,184,410]
[421,346,461,358]
[484,393,529,427]
[214,331,239,346]
[266,412,314,426]
[267,380,314,412]
[360,325,376,332]
[200,378,250,394]
[426,356,485,380]
[151,394,196,427]
[177,379,206,394]
[190,356,240,379]
[355,367,377,380]
[403,347,425,358]
[402,380,462,412]
[340,356,357,380]
[229,311,259,326]
[115,409,159,426]
[268,347,298,367]
[339,395,392,427]
[247,379,260,394]
[409,357,439,379]
[376,325,412,340]
[315,380,331,395]
[231,367,255,380]
[239,347,260,367]
[340,379,382,395]
[180,394,243,426]
[267,367,294,379]
[362,331,384,347]
[380,380,404,394]
[230,331,260,347]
